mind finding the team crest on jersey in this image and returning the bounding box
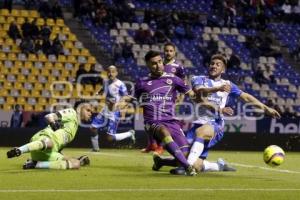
[147,81,152,85]
[166,79,173,85]
[171,68,176,73]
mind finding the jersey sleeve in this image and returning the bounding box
[119,82,128,96]
[56,108,77,123]
[176,65,186,79]
[91,113,105,129]
[174,76,191,94]
[191,76,205,90]
[134,79,143,99]
[229,82,242,98]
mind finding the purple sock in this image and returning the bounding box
[160,158,178,167]
[165,141,189,169]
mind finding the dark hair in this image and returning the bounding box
[74,100,90,109]
[211,54,227,67]
[145,50,161,62]
[164,42,176,49]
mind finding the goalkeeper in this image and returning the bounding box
[7,101,93,170]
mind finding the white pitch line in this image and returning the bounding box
[231,163,300,174]
[0,188,300,193]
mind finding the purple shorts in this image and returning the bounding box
[145,120,189,152]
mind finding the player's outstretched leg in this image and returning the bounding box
[34,159,81,170]
[152,153,178,171]
[7,138,52,159]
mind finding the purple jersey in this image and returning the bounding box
[164,60,185,80]
[135,73,191,123]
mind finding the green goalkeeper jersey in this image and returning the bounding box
[56,108,79,142]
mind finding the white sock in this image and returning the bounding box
[114,131,132,141]
[187,138,204,165]
[91,135,99,150]
[202,160,221,172]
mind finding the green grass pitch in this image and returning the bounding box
[0,148,300,200]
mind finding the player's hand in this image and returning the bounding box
[218,84,231,93]
[220,107,234,116]
[265,107,281,118]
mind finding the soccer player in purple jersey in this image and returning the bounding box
[135,50,197,175]
[141,43,187,154]
[153,54,281,175]
[163,42,186,80]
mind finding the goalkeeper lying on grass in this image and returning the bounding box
[7,101,93,170]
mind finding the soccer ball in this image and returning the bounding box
[263,145,285,167]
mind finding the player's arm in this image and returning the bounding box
[45,113,63,131]
[194,83,231,96]
[239,92,281,118]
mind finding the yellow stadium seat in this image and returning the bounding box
[71,48,80,55]
[31,68,40,76]
[0,89,8,96]
[0,74,6,82]
[10,67,19,75]
[0,30,7,37]
[81,49,90,56]
[3,23,9,31]
[46,18,55,26]
[68,33,77,41]
[7,16,15,24]
[87,56,96,64]
[5,38,14,46]
[7,96,16,104]
[58,55,66,62]
[48,76,57,82]
[8,53,17,61]
[3,82,12,89]
[44,62,53,69]
[41,69,50,76]
[11,9,20,16]
[67,55,76,63]
[62,27,70,33]
[28,75,37,83]
[17,74,26,82]
[0,9,10,16]
[37,18,45,26]
[52,26,60,33]
[0,16,5,23]
[14,82,23,90]
[11,45,19,52]
[3,104,12,111]
[62,70,70,77]
[0,67,9,74]
[56,19,64,26]
[28,54,37,61]
[54,62,63,69]
[21,89,30,96]
[0,52,7,60]
[38,54,47,62]
[24,61,33,68]
[31,90,40,97]
[34,83,43,90]
[17,97,26,105]
[20,10,29,17]
[17,17,25,24]
[29,10,39,18]
[14,60,23,68]
[34,104,44,112]
[38,97,47,105]
[65,41,74,48]
[49,98,58,104]
[84,84,94,92]
[24,104,33,111]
